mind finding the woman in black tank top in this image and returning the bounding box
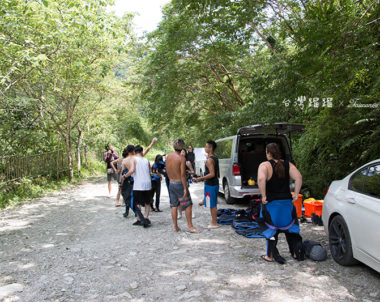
[265,159,292,202]
[257,143,303,264]
[259,144,302,205]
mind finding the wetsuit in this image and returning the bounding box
[261,160,304,262]
[157,160,170,196]
[121,168,147,225]
[121,168,133,215]
[151,163,161,210]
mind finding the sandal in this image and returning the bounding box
[187,228,200,233]
[261,255,274,262]
[207,225,220,229]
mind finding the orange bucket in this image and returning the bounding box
[304,200,324,217]
[291,193,303,218]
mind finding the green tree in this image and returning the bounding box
[140,0,379,197]
[1,0,134,180]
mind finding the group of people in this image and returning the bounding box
[165,139,220,232]
[105,138,304,265]
[104,138,220,232]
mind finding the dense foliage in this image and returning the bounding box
[0,0,150,180]
[139,0,379,197]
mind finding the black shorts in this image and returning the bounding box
[133,190,151,206]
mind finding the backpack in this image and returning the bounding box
[303,240,327,261]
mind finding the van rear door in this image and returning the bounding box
[237,123,305,136]
[237,123,305,153]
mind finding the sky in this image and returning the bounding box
[108,0,171,36]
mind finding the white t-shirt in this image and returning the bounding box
[133,156,152,191]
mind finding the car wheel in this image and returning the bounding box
[223,180,234,204]
[328,215,357,266]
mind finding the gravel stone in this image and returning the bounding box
[0,179,379,301]
[0,284,24,300]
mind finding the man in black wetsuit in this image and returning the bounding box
[119,146,133,217]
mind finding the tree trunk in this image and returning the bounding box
[76,146,81,174]
[64,99,74,181]
[65,134,74,181]
[85,122,89,166]
[76,126,82,174]
[84,144,88,166]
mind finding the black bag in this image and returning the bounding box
[303,240,327,261]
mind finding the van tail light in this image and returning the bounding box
[232,164,240,176]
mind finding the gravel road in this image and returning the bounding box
[0,178,379,302]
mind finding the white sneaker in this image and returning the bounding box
[178,214,182,220]
[192,212,195,218]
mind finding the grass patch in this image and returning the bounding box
[0,159,104,209]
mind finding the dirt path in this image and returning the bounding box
[0,179,379,302]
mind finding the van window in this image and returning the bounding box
[215,139,233,159]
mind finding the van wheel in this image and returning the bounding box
[223,181,234,204]
[329,215,357,266]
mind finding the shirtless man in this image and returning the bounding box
[166,139,200,233]
[119,145,150,228]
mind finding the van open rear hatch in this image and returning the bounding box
[237,123,305,136]
[237,123,305,189]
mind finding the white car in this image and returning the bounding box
[322,159,380,272]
